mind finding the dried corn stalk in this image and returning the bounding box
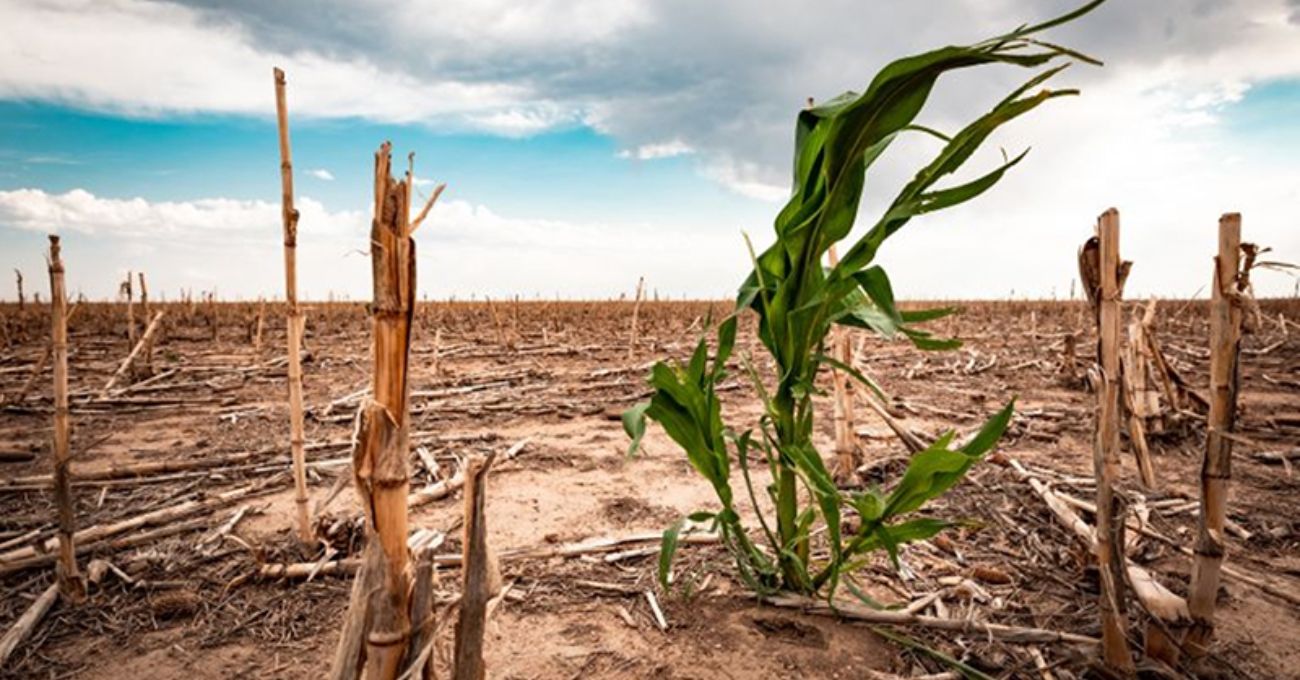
[1186,213,1249,657]
[47,236,84,601]
[332,142,443,680]
[1086,210,1135,674]
[273,67,313,543]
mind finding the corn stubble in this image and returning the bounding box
[625,2,1105,598]
[47,235,85,601]
[331,143,419,680]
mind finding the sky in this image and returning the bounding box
[1,0,1298,302]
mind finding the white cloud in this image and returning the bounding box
[7,1,1300,173]
[0,188,362,242]
[702,158,788,203]
[308,168,335,181]
[0,0,570,132]
[465,106,579,137]
[616,139,694,160]
[374,0,650,52]
[0,187,368,300]
[5,1,1300,151]
[0,187,747,299]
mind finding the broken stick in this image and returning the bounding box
[100,310,165,397]
[452,452,499,680]
[0,583,59,670]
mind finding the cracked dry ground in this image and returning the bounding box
[1,299,1297,678]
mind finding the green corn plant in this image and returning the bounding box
[624,1,1104,598]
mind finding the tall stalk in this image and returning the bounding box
[627,1,1104,596]
[273,67,313,544]
[47,236,84,601]
[1092,209,1135,672]
[1186,213,1245,656]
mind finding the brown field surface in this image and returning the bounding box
[1,298,1298,679]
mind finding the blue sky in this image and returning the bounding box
[0,101,762,222]
[1222,77,1300,145]
[2,0,1298,301]
[0,99,767,300]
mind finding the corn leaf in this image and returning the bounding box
[628,1,1100,596]
[622,401,650,457]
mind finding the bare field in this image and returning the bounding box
[1,299,1298,679]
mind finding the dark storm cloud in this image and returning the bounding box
[163,0,1297,191]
